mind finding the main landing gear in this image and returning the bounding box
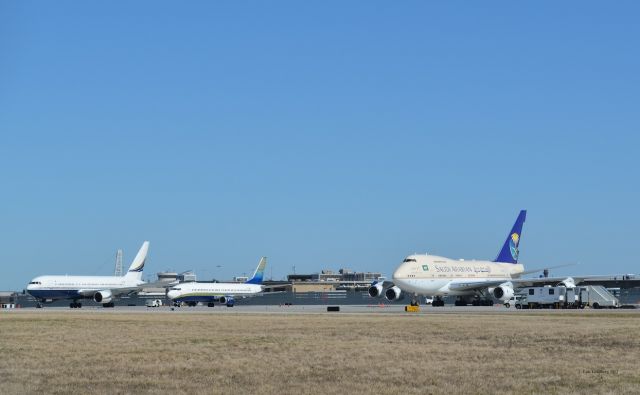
[102,302,115,308]
[432,297,445,307]
[70,301,82,309]
[454,297,494,306]
[207,302,215,307]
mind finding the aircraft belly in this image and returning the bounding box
[397,279,489,296]
[398,279,450,295]
[27,289,83,299]
[175,295,218,303]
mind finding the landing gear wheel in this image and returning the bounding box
[207,303,215,308]
[36,302,43,308]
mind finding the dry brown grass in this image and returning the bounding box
[1,311,639,394]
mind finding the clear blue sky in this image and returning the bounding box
[1,2,638,290]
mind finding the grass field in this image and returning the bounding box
[1,311,639,394]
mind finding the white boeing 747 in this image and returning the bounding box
[27,241,150,308]
[370,211,581,306]
[167,257,266,307]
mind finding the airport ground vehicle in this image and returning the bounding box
[145,299,163,308]
[503,295,525,308]
[514,285,619,309]
[579,286,619,309]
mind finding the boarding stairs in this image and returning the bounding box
[584,285,619,308]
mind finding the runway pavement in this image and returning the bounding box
[3,304,639,315]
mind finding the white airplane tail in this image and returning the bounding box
[123,241,149,282]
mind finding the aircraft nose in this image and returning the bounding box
[167,290,178,299]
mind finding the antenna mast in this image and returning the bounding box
[114,249,124,276]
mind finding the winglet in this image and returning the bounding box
[245,257,267,285]
[494,210,526,264]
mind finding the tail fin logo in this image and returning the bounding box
[128,258,145,272]
[509,233,520,261]
[245,257,267,285]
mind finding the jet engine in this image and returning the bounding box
[492,285,514,301]
[557,277,576,289]
[219,296,235,306]
[93,290,113,304]
[385,286,402,301]
[368,283,385,298]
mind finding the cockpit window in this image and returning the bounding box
[170,287,181,291]
[403,258,417,263]
[29,281,41,285]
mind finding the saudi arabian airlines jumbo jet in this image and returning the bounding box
[167,257,266,307]
[370,211,581,306]
[27,241,149,308]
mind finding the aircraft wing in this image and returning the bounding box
[111,286,145,296]
[138,280,179,289]
[76,289,100,297]
[510,276,619,288]
[448,276,600,293]
[513,263,577,277]
[376,280,396,288]
[447,280,509,292]
[76,287,143,298]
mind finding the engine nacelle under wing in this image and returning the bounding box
[492,285,514,301]
[368,283,385,298]
[219,296,235,306]
[385,286,402,301]
[557,277,576,289]
[93,290,113,304]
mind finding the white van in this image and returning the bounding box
[145,299,163,308]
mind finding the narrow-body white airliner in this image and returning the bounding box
[27,241,150,308]
[167,257,266,307]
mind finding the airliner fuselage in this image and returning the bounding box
[391,254,524,296]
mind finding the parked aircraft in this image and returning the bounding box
[167,257,266,307]
[370,211,581,306]
[26,241,149,308]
